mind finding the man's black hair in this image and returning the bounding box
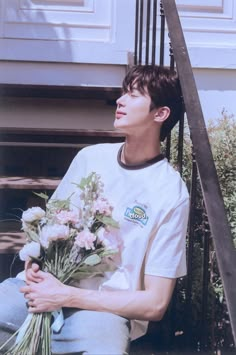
[122,65,183,141]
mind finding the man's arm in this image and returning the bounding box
[65,274,176,321]
[21,267,176,321]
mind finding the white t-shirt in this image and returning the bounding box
[52,143,189,340]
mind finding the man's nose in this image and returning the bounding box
[116,94,126,106]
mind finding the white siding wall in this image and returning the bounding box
[176,0,236,120]
[0,0,136,64]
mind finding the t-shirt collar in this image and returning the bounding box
[117,144,165,170]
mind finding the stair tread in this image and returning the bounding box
[0,231,25,253]
[0,176,60,189]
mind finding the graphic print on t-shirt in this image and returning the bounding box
[124,201,149,227]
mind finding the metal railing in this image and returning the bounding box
[134,0,236,351]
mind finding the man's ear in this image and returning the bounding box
[154,106,170,123]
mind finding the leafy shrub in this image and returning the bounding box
[207,113,236,245]
[165,114,235,351]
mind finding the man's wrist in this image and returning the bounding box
[62,284,81,308]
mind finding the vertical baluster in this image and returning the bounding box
[151,0,157,65]
[165,133,171,161]
[145,0,151,64]
[185,153,198,346]
[134,0,140,65]
[201,211,210,349]
[165,40,175,162]
[138,0,144,64]
[165,34,172,159]
[159,0,165,66]
[177,110,185,175]
[169,37,175,71]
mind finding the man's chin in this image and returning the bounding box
[113,123,126,133]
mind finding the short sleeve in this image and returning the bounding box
[144,198,189,278]
[51,149,87,202]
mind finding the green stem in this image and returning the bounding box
[0,328,20,352]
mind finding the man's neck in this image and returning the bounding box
[122,137,161,165]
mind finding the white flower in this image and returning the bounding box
[22,207,45,223]
[39,224,70,248]
[97,227,120,251]
[19,241,41,261]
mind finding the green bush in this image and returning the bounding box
[166,114,236,350]
[208,113,236,245]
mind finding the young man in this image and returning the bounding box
[0,65,189,354]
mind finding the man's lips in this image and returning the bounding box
[115,111,126,119]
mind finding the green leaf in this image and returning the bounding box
[73,172,98,191]
[100,249,118,257]
[96,215,119,229]
[33,192,49,201]
[26,230,40,242]
[76,177,88,190]
[71,263,117,281]
[83,254,101,266]
[47,198,71,211]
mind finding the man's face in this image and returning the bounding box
[114,86,155,134]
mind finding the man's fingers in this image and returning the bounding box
[20,284,30,294]
[26,268,43,283]
[25,270,35,282]
[32,263,40,272]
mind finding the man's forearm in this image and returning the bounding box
[64,286,161,321]
[63,275,176,321]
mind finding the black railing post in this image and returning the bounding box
[185,154,197,346]
[159,0,165,66]
[145,0,151,64]
[200,211,210,349]
[151,0,157,65]
[177,111,184,175]
[138,0,144,64]
[134,0,140,65]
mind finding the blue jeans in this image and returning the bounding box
[0,278,130,354]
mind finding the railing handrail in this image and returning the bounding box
[162,0,236,342]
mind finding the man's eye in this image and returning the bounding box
[130,93,139,97]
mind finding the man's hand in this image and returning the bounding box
[20,264,68,313]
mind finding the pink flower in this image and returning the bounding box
[92,197,113,216]
[39,224,70,248]
[56,210,80,225]
[74,230,96,250]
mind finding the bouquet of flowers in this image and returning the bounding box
[0,172,119,355]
